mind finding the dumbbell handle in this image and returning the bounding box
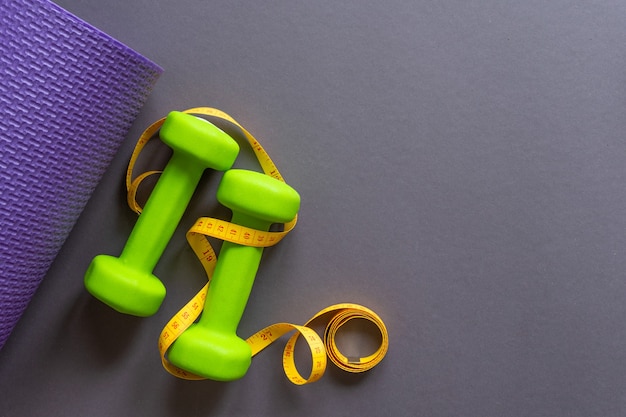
[196,212,272,333]
[121,153,205,271]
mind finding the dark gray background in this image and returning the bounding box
[2,1,626,416]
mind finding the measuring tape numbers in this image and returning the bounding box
[127,107,389,385]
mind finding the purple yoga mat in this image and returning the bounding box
[0,0,163,350]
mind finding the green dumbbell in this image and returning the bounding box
[84,111,240,317]
[166,169,300,381]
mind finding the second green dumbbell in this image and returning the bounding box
[166,169,300,380]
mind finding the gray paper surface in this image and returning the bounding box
[2,1,626,416]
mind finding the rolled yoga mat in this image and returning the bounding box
[0,0,163,350]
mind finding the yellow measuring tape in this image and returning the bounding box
[127,107,389,385]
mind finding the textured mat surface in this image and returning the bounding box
[0,0,162,350]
